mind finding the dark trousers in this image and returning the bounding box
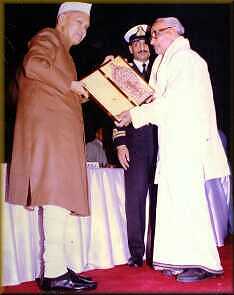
[146,183,157,265]
[125,148,157,264]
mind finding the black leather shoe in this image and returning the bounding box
[67,268,97,287]
[128,257,143,267]
[40,271,97,292]
[176,268,217,282]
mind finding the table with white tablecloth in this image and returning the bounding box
[1,165,130,286]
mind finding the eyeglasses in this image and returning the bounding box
[150,26,173,39]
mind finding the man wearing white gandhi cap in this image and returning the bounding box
[6,1,97,292]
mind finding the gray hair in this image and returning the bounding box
[154,17,185,35]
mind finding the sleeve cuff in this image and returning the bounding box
[130,106,149,128]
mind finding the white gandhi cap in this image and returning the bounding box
[57,2,92,17]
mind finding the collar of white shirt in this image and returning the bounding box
[133,59,149,73]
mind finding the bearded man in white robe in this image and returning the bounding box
[115,17,231,282]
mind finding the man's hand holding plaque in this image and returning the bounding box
[71,81,89,103]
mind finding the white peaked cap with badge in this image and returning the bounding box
[57,2,92,17]
[124,24,148,43]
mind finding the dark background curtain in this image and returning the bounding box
[4,3,233,166]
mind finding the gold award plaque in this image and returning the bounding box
[82,56,154,120]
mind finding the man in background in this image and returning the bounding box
[112,24,158,267]
[86,127,108,167]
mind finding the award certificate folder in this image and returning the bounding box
[81,56,154,120]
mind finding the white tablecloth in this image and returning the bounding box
[1,164,130,286]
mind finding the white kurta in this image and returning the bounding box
[130,37,230,273]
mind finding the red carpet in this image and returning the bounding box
[2,235,233,294]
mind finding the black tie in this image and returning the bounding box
[142,63,147,78]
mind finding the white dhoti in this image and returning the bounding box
[153,171,223,274]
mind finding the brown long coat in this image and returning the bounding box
[6,28,89,215]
